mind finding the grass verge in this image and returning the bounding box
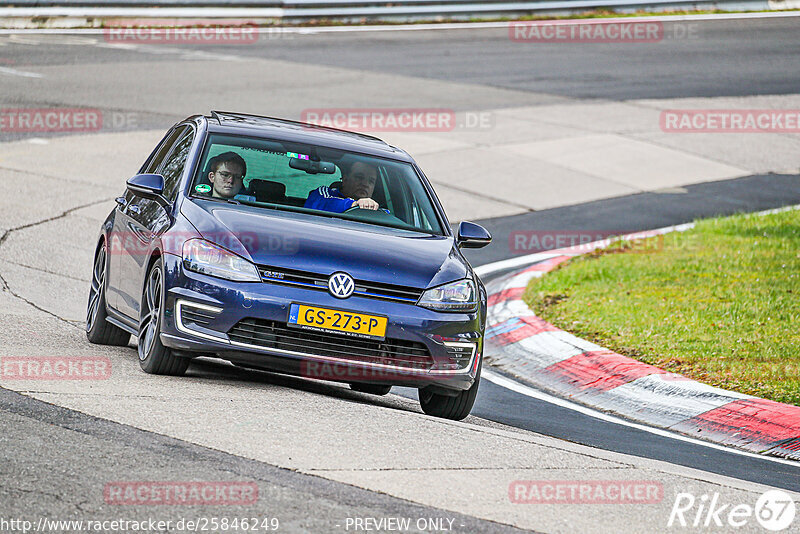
[523,208,800,406]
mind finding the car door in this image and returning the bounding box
[111,126,189,320]
[107,127,181,313]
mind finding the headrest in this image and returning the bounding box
[249,179,286,197]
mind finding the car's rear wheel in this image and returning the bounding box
[349,383,392,396]
[138,260,189,376]
[86,241,130,346]
[418,364,481,421]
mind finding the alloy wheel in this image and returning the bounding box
[86,246,106,332]
[138,266,162,361]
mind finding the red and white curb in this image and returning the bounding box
[480,220,800,461]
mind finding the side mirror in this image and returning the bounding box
[126,174,170,208]
[456,221,492,249]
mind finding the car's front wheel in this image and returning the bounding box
[138,259,189,376]
[86,241,130,346]
[418,364,481,421]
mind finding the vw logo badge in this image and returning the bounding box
[328,272,355,299]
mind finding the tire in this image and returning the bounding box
[86,241,130,346]
[138,259,189,376]
[349,383,392,396]
[418,364,481,421]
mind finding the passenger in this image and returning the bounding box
[304,160,384,213]
[207,152,247,199]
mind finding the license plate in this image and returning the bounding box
[288,304,388,340]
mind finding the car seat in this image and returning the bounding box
[249,179,288,204]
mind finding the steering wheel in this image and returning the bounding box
[345,204,387,213]
[344,204,407,222]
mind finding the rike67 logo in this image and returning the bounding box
[668,490,796,531]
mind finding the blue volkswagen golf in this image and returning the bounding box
[86,111,491,420]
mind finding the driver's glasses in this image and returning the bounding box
[216,170,242,181]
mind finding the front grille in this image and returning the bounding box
[180,306,219,328]
[257,265,423,304]
[228,318,434,370]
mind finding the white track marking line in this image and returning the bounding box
[0,66,42,78]
[0,10,799,34]
[483,369,800,468]
[91,39,247,61]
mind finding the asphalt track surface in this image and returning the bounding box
[2,17,800,530]
[205,17,800,101]
[409,173,800,493]
[0,385,525,533]
[1,16,800,141]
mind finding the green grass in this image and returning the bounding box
[523,208,800,406]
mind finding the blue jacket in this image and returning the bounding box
[304,186,355,213]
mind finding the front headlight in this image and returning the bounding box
[182,239,260,282]
[417,279,478,312]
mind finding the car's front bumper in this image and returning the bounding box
[158,254,484,391]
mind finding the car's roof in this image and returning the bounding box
[201,111,414,163]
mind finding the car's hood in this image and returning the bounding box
[181,199,468,289]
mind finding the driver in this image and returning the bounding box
[207,152,247,199]
[304,160,385,213]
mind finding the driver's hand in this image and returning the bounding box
[352,198,379,210]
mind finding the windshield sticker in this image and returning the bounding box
[286,152,310,160]
[194,184,212,194]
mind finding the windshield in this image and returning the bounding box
[189,133,444,235]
